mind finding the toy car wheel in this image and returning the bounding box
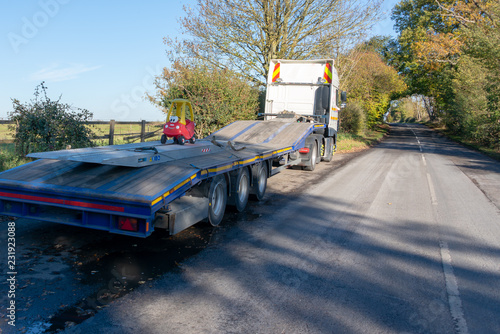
[160,134,167,144]
[189,135,196,144]
[178,135,186,145]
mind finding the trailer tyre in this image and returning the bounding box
[207,175,227,226]
[304,142,317,171]
[250,162,268,201]
[230,168,250,212]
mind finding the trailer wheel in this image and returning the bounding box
[230,167,250,212]
[207,175,227,226]
[250,162,268,201]
[304,142,318,171]
[161,134,167,144]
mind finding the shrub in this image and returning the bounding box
[9,83,94,156]
[148,61,259,137]
[340,101,366,135]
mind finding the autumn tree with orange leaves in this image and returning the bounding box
[390,0,500,149]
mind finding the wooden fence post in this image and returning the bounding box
[140,120,146,142]
[109,120,115,145]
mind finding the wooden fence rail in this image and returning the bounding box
[0,120,164,145]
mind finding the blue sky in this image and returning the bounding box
[1,0,398,122]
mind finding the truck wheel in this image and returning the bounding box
[229,167,250,212]
[161,134,167,144]
[207,175,227,226]
[304,142,317,171]
[177,135,186,145]
[321,138,334,162]
[250,162,267,201]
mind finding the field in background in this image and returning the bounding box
[0,123,13,142]
[0,121,165,145]
[89,122,163,146]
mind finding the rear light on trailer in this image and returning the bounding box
[298,148,310,154]
[118,217,138,232]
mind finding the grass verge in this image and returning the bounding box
[0,143,32,172]
[337,124,390,153]
[425,122,500,162]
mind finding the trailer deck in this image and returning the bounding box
[0,119,324,237]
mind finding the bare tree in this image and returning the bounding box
[166,0,384,85]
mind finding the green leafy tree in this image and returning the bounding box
[389,96,428,122]
[148,61,259,137]
[9,83,94,156]
[342,48,406,128]
[167,0,384,85]
[390,0,499,149]
[459,1,500,148]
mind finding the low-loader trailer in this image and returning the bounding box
[0,59,345,238]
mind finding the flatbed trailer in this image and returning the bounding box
[0,118,327,237]
[0,58,345,238]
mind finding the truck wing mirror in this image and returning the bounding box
[341,91,347,103]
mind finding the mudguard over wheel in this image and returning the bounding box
[207,175,227,226]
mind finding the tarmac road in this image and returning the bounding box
[57,123,500,334]
[1,123,499,333]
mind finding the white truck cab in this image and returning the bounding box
[264,59,344,138]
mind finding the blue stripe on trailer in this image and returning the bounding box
[262,122,293,144]
[31,162,82,183]
[96,167,147,191]
[229,121,260,141]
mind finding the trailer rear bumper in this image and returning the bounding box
[0,189,154,238]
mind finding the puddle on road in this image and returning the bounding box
[45,224,213,332]
[46,209,263,332]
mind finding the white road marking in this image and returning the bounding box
[426,173,438,205]
[439,241,469,334]
[406,124,423,152]
[421,155,427,166]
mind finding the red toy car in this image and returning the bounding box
[161,99,196,145]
